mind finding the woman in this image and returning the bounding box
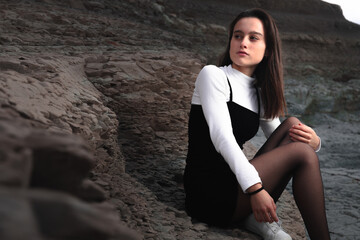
[183,8,330,240]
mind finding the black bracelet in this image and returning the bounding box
[247,186,264,195]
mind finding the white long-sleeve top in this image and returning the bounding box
[191,64,280,192]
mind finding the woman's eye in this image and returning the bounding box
[250,36,259,41]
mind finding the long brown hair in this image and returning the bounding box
[218,8,286,119]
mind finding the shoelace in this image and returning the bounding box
[266,220,283,234]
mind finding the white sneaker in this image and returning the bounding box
[243,214,292,240]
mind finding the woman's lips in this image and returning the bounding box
[237,51,248,56]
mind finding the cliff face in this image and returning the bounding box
[0,0,359,239]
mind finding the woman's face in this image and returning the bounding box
[229,17,266,77]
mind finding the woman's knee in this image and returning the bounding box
[277,117,301,133]
[291,142,319,166]
[283,116,301,127]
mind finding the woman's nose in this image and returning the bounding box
[240,39,248,48]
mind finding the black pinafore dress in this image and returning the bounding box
[184,78,260,227]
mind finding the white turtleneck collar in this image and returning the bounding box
[223,64,256,87]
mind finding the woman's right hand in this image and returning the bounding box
[250,189,278,223]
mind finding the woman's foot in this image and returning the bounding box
[243,214,292,240]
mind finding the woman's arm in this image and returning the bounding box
[248,183,278,223]
[260,117,281,138]
[196,65,261,192]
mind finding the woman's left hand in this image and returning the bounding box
[289,123,320,151]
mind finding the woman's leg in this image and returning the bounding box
[255,117,301,158]
[232,117,330,240]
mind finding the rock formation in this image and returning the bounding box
[0,0,359,239]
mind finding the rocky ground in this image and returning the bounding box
[1,0,359,239]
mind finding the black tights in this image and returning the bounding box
[232,117,330,239]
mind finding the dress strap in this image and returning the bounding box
[227,77,260,116]
[226,77,233,102]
